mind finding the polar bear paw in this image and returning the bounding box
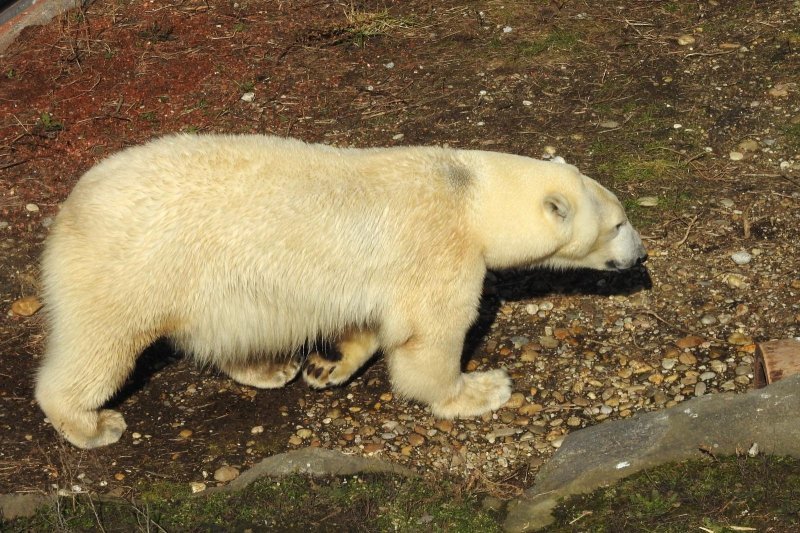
[223,358,302,389]
[56,409,128,449]
[429,369,512,419]
[303,351,351,389]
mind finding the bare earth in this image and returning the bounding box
[1,0,798,500]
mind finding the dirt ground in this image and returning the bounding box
[1,0,798,502]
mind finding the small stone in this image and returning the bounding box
[700,314,717,326]
[730,251,752,265]
[392,133,404,141]
[288,435,302,445]
[189,482,206,493]
[768,83,789,98]
[296,428,312,439]
[114,473,125,481]
[363,442,383,454]
[735,364,752,376]
[661,358,677,370]
[539,336,559,349]
[240,92,255,102]
[213,465,239,482]
[720,198,735,208]
[407,433,425,446]
[648,373,664,385]
[379,392,393,402]
[178,429,193,439]
[567,416,582,427]
[679,352,698,365]
[250,425,264,435]
[676,336,704,349]
[434,419,454,433]
[599,120,619,129]
[694,382,707,396]
[722,273,749,289]
[729,151,744,161]
[677,34,695,46]
[504,392,526,409]
[25,203,40,212]
[636,196,659,207]
[510,336,529,349]
[519,403,543,416]
[710,360,727,373]
[131,432,142,439]
[699,371,716,381]
[10,296,42,317]
[737,139,759,152]
[522,100,533,106]
[727,332,753,345]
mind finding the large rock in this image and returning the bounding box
[505,375,800,532]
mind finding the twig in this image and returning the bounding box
[674,214,699,247]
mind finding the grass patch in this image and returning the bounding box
[4,474,500,532]
[544,454,800,532]
[518,29,581,57]
[342,7,414,47]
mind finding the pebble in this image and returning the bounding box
[407,433,425,446]
[363,442,383,454]
[189,482,206,493]
[636,196,659,207]
[709,360,727,373]
[434,419,454,433]
[727,332,753,345]
[251,425,264,435]
[730,251,752,265]
[599,120,619,129]
[504,392,526,409]
[676,336,704,349]
[10,296,42,317]
[729,151,744,161]
[297,428,312,439]
[539,336,559,349]
[178,429,193,439]
[735,364,752,376]
[722,273,749,289]
[661,358,677,370]
[392,133,404,141]
[25,203,39,212]
[240,92,255,102]
[525,304,539,315]
[694,382,707,396]
[768,83,789,98]
[678,352,697,365]
[699,371,716,381]
[522,100,533,106]
[677,34,695,45]
[510,336,529,349]
[213,465,239,482]
[738,139,759,152]
[699,314,717,325]
[719,198,735,208]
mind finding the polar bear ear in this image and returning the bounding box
[544,194,571,221]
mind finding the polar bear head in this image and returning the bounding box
[468,152,647,272]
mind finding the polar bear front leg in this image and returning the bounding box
[221,356,302,389]
[386,333,512,419]
[303,327,380,388]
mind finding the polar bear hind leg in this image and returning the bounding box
[35,317,149,449]
[303,327,380,388]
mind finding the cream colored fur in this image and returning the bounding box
[35,134,646,448]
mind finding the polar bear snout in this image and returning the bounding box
[605,251,648,271]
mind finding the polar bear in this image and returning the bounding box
[35,134,647,449]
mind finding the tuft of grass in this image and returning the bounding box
[545,454,800,532]
[38,112,63,132]
[518,29,580,57]
[342,7,414,47]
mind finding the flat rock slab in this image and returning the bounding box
[505,374,800,532]
[208,447,416,494]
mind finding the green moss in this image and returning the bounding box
[518,29,580,57]
[545,455,800,532]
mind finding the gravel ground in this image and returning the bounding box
[1,0,799,499]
